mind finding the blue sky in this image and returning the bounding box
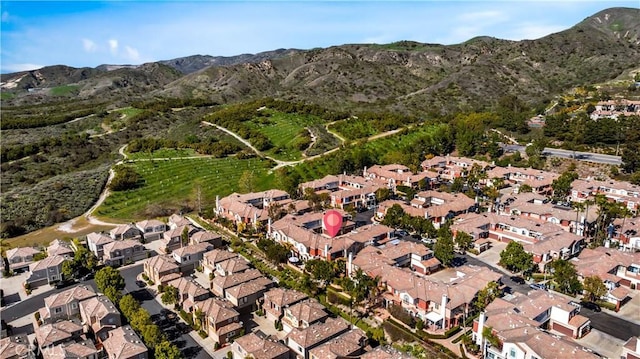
[1,1,637,73]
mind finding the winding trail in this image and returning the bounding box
[54,119,415,234]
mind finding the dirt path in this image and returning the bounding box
[56,145,129,233]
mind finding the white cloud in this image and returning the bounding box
[1,63,44,72]
[108,39,118,55]
[82,38,97,53]
[124,45,140,62]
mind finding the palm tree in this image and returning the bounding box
[571,201,586,235]
[583,198,595,239]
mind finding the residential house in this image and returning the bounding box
[194,298,242,346]
[189,231,223,247]
[143,255,180,285]
[102,239,147,267]
[262,288,309,322]
[570,178,640,214]
[364,164,436,191]
[572,247,640,310]
[171,242,213,273]
[201,249,238,278]
[35,320,83,350]
[166,277,209,312]
[329,175,382,211]
[224,277,274,311]
[612,217,640,251]
[79,295,121,341]
[450,213,492,253]
[285,317,350,359]
[487,167,559,195]
[590,99,640,120]
[500,192,596,236]
[47,240,74,259]
[26,255,68,288]
[211,269,263,297]
[109,224,143,241]
[42,340,98,359]
[622,336,640,359]
[215,190,290,228]
[298,175,340,195]
[232,333,290,359]
[307,329,367,359]
[472,290,592,344]
[39,285,96,324]
[0,335,34,359]
[281,299,329,333]
[342,224,394,249]
[5,247,40,273]
[160,225,200,254]
[102,326,148,359]
[524,231,583,270]
[86,233,114,259]
[215,258,250,277]
[168,214,191,229]
[421,156,490,182]
[135,219,166,242]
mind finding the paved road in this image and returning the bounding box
[580,307,640,341]
[501,144,621,165]
[0,264,144,322]
[460,253,640,341]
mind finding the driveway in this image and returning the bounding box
[573,329,624,359]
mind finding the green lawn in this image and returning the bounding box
[126,148,199,160]
[97,157,277,220]
[50,85,80,96]
[248,110,322,161]
[1,92,15,100]
[113,107,145,119]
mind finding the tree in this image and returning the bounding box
[62,260,75,280]
[474,281,500,312]
[104,286,122,305]
[95,266,125,294]
[518,184,533,193]
[161,285,179,305]
[381,204,405,228]
[238,170,257,193]
[499,241,533,273]
[551,259,583,295]
[305,259,335,287]
[375,187,390,202]
[181,226,189,246]
[109,165,141,191]
[140,324,164,349]
[582,275,607,302]
[551,171,578,202]
[454,231,474,254]
[119,294,140,317]
[434,231,455,267]
[154,340,182,359]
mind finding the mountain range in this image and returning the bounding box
[1,7,639,114]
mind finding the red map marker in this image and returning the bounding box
[323,210,343,238]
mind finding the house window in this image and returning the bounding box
[71,303,77,309]
[298,346,303,353]
[54,307,62,314]
[109,318,115,324]
[241,297,247,304]
[510,348,516,357]
[49,268,56,273]
[227,331,235,338]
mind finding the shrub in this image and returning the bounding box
[158,284,166,293]
[179,309,194,326]
[214,342,220,350]
[142,273,149,281]
[226,351,232,359]
[388,304,415,327]
[382,321,413,342]
[198,330,208,339]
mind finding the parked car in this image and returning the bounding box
[510,276,525,285]
[529,283,546,290]
[54,279,77,289]
[80,272,94,281]
[581,301,601,312]
[135,280,146,288]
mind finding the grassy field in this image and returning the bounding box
[96,156,277,220]
[248,110,322,161]
[114,107,145,118]
[3,217,117,249]
[126,148,199,160]
[50,85,80,96]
